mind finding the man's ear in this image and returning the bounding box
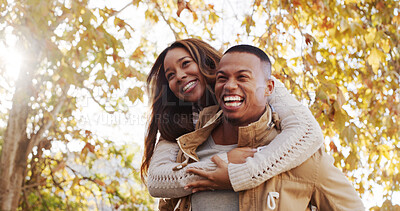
[265,79,274,96]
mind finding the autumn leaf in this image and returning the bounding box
[53,161,66,173]
[110,75,120,89]
[127,87,143,103]
[380,39,390,53]
[336,87,346,107]
[304,33,314,45]
[96,69,107,81]
[94,179,106,187]
[114,17,125,28]
[367,48,383,74]
[365,28,376,45]
[177,0,193,17]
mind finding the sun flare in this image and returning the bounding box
[0,45,22,81]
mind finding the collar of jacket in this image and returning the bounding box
[176,105,274,162]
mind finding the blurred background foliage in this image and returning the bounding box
[0,0,399,210]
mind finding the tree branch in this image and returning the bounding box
[83,87,116,114]
[27,92,68,155]
[154,2,180,40]
[99,2,133,26]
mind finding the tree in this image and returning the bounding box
[0,0,152,209]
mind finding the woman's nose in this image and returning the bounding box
[176,69,187,81]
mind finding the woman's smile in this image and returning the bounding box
[182,79,199,93]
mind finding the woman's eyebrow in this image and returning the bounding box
[165,56,191,73]
[177,56,191,63]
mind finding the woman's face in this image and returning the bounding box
[163,47,207,103]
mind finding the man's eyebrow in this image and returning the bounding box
[236,69,252,74]
[216,70,226,75]
[165,56,191,73]
[216,69,252,75]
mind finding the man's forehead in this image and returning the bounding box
[222,51,259,59]
[217,52,262,72]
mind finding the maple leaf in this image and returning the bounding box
[177,0,193,17]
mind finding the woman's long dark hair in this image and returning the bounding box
[141,39,222,182]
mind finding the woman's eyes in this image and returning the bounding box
[166,72,175,80]
[182,60,191,67]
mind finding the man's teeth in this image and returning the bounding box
[183,81,196,92]
[224,96,243,102]
[223,96,243,107]
[225,102,242,107]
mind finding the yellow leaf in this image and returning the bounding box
[381,39,390,53]
[337,87,346,107]
[316,88,329,102]
[365,28,376,45]
[94,179,105,187]
[334,101,348,132]
[367,48,381,74]
[177,0,193,17]
[110,75,120,89]
[114,17,125,28]
[96,69,107,81]
[124,30,131,39]
[127,87,143,103]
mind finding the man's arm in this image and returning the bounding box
[312,150,365,211]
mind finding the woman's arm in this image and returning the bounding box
[228,77,324,191]
[147,138,221,198]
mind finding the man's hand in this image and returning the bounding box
[185,155,232,193]
[227,147,257,164]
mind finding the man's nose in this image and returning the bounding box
[224,79,238,90]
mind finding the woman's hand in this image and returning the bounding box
[185,155,232,192]
[227,147,257,164]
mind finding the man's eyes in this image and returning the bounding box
[216,74,250,81]
[216,75,226,80]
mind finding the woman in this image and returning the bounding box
[141,39,323,199]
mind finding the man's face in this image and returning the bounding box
[215,52,274,126]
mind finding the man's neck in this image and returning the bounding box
[212,118,239,145]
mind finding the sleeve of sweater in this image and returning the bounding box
[147,138,229,198]
[228,77,325,192]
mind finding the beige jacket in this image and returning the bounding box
[159,105,364,211]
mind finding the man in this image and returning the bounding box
[160,45,364,210]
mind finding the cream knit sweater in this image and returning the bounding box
[147,78,324,198]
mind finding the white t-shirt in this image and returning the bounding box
[191,135,239,211]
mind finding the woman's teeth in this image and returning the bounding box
[183,81,196,92]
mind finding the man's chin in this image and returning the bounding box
[223,115,243,126]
